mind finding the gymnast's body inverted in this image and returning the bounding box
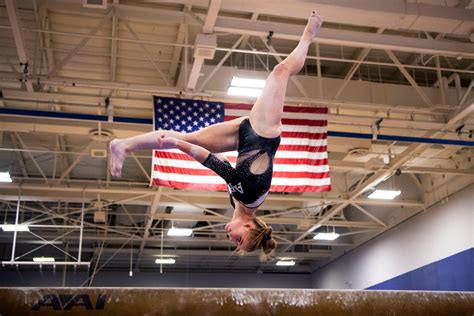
[110,11,323,260]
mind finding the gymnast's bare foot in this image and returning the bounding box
[109,139,128,178]
[305,11,323,39]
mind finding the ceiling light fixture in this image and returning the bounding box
[1,224,30,232]
[227,77,265,98]
[313,232,340,241]
[167,227,193,237]
[155,258,176,264]
[33,257,55,262]
[276,260,296,266]
[368,189,401,200]
[0,172,12,183]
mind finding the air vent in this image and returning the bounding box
[83,0,107,9]
[91,149,107,158]
[194,34,217,60]
[348,147,369,157]
[89,128,113,142]
[94,211,107,223]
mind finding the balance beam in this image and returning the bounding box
[0,288,473,315]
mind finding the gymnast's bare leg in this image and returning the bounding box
[250,11,322,139]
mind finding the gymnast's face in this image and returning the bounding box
[225,219,254,251]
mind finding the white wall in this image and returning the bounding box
[0,270,312,288]
[311,184,474,289]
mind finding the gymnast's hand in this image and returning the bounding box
[157,134,178,149]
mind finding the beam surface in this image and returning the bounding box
[0,288,473,315]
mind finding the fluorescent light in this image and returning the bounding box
[0,172,12,183]
[368,189,401,200]
[276,260,296,266]
[230,77,266,89]
[155,258,176,264]
[227,77,265,97]
[1,224,30,232]
[167,227,193,237]
[313,232,340,241]
[227,86,262,97]
[33,257,55,262]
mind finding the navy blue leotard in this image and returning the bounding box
[202,118,280,208]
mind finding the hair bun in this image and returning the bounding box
[265,227,273,235]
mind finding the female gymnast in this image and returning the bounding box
[109,11,323,260]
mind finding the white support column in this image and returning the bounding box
[197,35,245,90]
[78,192,85,262]
[110,8,119,82]
[134,188,163,270]
[435,56,446,105]
[5,0,34,92]
[40,7,55,75]
[9,193,21,261]
[202,0,222,34]
[169,23,187,83]
[186,0,222,90]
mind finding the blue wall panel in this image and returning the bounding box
[368,248,474,291]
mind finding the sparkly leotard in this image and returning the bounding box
[202,118,281,208]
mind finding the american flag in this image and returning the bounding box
[151,96,331,192]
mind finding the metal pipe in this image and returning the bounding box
[9,192,21,261]
[1,261,90,266]
[1,24,473,75]
[2,107,472,147]
[78,191,85,262]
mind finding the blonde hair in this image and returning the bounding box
[246,217,277,262]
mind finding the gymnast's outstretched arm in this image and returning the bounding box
[109,117,245,177]
[155,134,237,183]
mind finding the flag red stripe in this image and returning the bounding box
[155,152,328,166]
[282,106,328,113]
[152,180,331,193]
[152,179,228,191]
[225,116,327,126]
[225,103,328,114]
[272,171,330,179]
[281,131,327,139]
[279,145,327,152]
[270,184,332,192]
[224,103,253,110]
[154,165,330,180]
[273,157,328,165]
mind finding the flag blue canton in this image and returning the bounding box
[153,96,225,133]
